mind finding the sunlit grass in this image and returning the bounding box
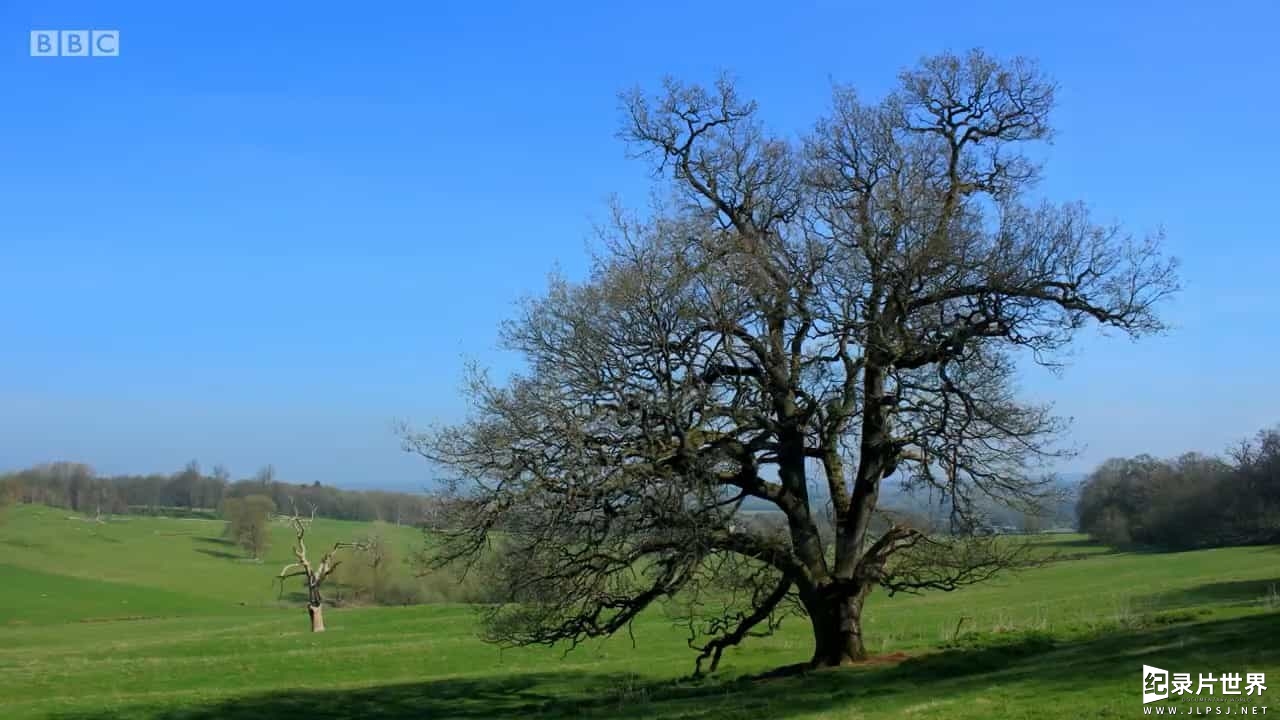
[2,504,1278,719]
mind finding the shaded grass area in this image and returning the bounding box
[1146,578,1280,610]
[45,612,1280,720]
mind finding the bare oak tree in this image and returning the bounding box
[277,505,368,632]
[405,50,1178,671]
[224,494,275,560]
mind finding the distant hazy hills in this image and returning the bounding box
[738,472,1084,529]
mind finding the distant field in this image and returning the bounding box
[0,505,428,614]
[2,504,1279,719]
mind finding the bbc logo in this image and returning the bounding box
[30,30,119,57]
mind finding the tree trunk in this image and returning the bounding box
[308,603,325,632]
[806,589,868,667]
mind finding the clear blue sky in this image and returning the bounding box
[1,2,1276,490]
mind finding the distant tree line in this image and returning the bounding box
[1077,425,1280,549]
[0,461,441,525]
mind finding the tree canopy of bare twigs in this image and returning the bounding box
[222,494,274,560]
[404,50,1178,672]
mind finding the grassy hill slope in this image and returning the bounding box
[0,505,426,616]
[2,504,1278,719]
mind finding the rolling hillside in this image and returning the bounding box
[2,504,1279,719]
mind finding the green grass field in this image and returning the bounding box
[2,504,1278,719]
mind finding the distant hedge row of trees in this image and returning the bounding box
[1077,426,1280,549]
[0,461,440,525]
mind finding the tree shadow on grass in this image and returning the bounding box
[194,537,256,561]
[1143,578,1280,611]
[194,548,242,560]
[52,672,878,720]
[1034,537,1113,552]
[51,612,1280,720]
